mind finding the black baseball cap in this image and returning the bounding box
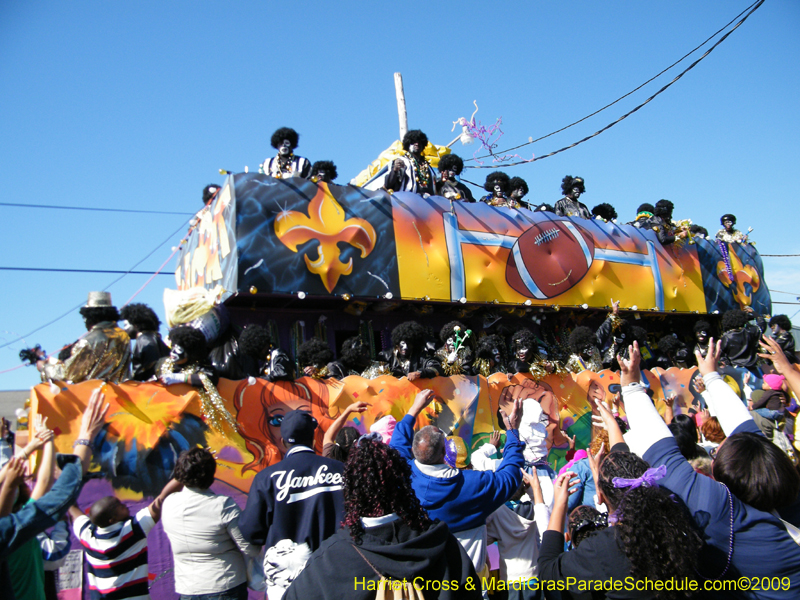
[280,410,317,444]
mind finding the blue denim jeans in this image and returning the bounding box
[754,408,782,421]
[0,457,83,559]
[179,582,249,600]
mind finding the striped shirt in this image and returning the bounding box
[73,507,155,600]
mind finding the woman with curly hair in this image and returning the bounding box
[539,398,703,599]
[285,437,480,600]
[162,448,257,599]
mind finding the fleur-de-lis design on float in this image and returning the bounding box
[274,183,377,293]
[715,243,760,309]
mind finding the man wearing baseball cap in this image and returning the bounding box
[239,409,344,600]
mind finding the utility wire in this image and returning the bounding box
[0,202,194,216]
[761,254,800,257]
[0,217,193,351]
[0,267,172,275]
[466,0,764,168]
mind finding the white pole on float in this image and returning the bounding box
[394,73,408,140]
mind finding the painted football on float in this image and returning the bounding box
[506,219,595,299]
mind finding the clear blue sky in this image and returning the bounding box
[1,0,798,391]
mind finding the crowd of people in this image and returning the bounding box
[4,333,800,599]
[4,126,797,599]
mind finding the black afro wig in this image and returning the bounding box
[693,320,712,335]
[340,335,370,367]
[689,224,709,237]
[591,203,618,221]
[202,184,220,205]
[658,334,685,356]
[636,203,655,215]
[721,309,751,332]
[120,303,161,332]
[402,129,428,152]
[484,171,510,193]
[391,321,426,352]
[561,175,586,195]
[509,177,529,196]
[238,324,274,359]
[297,338,334,368]
[569,326,596,354]
[654,199,674,219]
[311,160,338,182]
[169,326,208,363]
[536,203,555,212]
[438,153,464,175]
[79,306,121,329]
[630,325,649,345]
[511,328,536,351]
[476,334,506,361]
[439,321,467,344]
[271,127,299,150]
[720,214,737,226]
[770,315,792,331]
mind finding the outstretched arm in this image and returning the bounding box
[696,339,752,435]
[618,342,672,456]
[759,336,800,400]
[148,479,183,523]
[323,401,369,448]
[31,429,56,500]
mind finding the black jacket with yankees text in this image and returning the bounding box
[238,446,344,552]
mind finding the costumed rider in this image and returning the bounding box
[481,171,520,208]
[656,334,692,369]
[510,328,561,379]
[473,334,508,376]
[566,326,603,374]
[238,324,294,381]
[591,203,617,222]
[63,291,131,384]
[716,213,750,243]
[435,321,474,376]
[159,325,239,435]
[769,315,797,364]
[693,320,712,359]
[509,177,530,209]
[719,307,767,369]
[297,338,334,379]
[383,129,436,196]
[18,344,64,382]
[629,203,675,245]
[119,303,170,381]
[259,127,311,179]
[435,153,474,201]
[654,199,689,242]
[327,335,389,379]
[310,160,337,184]
[554,175,591,219]
[380,321,443,381]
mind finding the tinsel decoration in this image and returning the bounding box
[159,359,239,436]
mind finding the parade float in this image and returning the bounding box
[29,137,772,597]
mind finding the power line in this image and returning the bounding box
[466,0,765,168]
[0,267,172,275]
[762,254,800,257]
[0,216,194,351]
[0,202,194,216]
